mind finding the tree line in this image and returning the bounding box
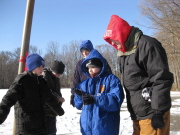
[0,41,120,89]
[0,39,179,91]
[0,0,179,90]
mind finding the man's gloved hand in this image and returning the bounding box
[73,89,85,96]
[83,94,94,105]
[151,112,165,130]
[70,94,75,107]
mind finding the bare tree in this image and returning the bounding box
[44,41,60,67]
[59,40,82,87]
[0,51,18,88]
[29,45,43,55]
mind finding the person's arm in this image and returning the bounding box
[71,60,83,106]
[0,79,22,124]
[73,86,84,110]
[145,43,173,113]
[52,78,65,103]
[94,75,124,112]
[142,41,173,130]
[72,60,82,90]
[45,87,64,116]
[52,91,65,103]
[43,69,64,103]
[59,78,62,97]
[73,94,83,110]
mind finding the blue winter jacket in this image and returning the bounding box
[74,49,124,135]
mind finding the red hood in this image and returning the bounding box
[104,15,132,53]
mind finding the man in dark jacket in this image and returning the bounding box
[70,40,112,106]
[0,54,64,135]
[104,15,174,135]
[43,60,65,135]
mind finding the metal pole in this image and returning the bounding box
[18,0,35,74]
[13,0,35,134]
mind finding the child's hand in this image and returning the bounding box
[73,89,85,96]
[83,94,94,105]
[58,97,65,103]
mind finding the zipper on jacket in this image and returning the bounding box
[37,76,39,84]
[121,56,125,86]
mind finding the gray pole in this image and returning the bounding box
[13,0,35,134]
[18,0,35,74]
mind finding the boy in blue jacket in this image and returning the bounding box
[73,49,124,135]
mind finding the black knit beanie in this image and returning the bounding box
[86,58,103,68]
[51,60,65,74]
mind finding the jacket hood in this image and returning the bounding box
[81,49,107,77]
[79,40,94,52]
[103,15,132,53]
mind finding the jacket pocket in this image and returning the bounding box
[130,90,152,117]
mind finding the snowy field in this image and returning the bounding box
[0,88,180,135]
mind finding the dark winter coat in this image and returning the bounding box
[0,71,64,135]
[72,58,88,89]
[43,68,63,117]
[74,50,124,135]
[119,35,174,120]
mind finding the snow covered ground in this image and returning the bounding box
[0,88,180,135]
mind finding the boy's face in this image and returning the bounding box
[81,50,90,58]
[32,65,44,76]
[88,67,101,76]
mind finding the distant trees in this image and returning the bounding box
[0,50,18,88]
[0,40,120,89]
[43,41,120,88]
[0,45,42,89]
[0,36,179,90]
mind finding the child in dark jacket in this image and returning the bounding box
[43,60,65,135]
[0,53,64,135]
[73,50,124,135]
